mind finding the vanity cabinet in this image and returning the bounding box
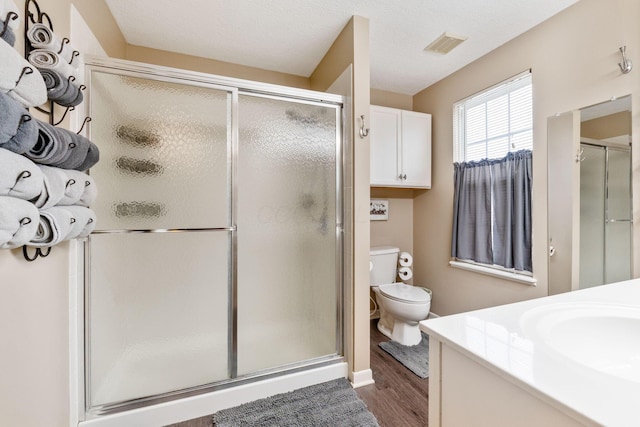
[428,340,589,427]
[370,105,431,188]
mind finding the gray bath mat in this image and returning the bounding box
[379,332,429,378]
[212,378,379,427]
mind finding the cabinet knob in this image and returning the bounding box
[402,174,407,180]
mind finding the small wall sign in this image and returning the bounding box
[370,199,389,221]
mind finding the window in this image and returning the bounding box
[454,72,532,162]
[451,71,533,275]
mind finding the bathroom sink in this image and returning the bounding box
[521,302,640,382]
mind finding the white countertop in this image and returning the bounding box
[420,279,640,427]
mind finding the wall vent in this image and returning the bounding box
[424,32,468,55]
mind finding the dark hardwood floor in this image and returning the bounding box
[167,320,428,427]
[356,320,429,427]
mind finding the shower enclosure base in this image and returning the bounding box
[79,362,348,427]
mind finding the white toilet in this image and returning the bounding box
[370,246,432,346]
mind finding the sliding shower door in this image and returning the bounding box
[87,71,233,409]
[579,143,632,288]
[236,94,340,375]
[84,61,343,415]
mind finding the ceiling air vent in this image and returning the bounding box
[424,32,468,55]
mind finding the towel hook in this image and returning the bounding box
[52,106,74,126]
[57,37,69,54]
[19,114,32,125]
[15,66,34,87]
[618,46,633,74]
[22,246,51,262]
[77,116,91,134]
[359,115,370,138]
[68,50,79,66]
[0,11,18,38]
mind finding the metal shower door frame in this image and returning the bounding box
[81,56,345,417]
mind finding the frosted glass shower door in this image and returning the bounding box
[87,70,232,409]
[579,145,605,288]
[579,144,632,289]
[605,148,631,284]
[236,94,340,375]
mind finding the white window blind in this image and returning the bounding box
[454,72,532,162]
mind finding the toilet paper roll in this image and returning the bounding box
[398,266,413,281]
[399,251,413,267]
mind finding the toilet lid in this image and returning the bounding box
[379,283,431,304]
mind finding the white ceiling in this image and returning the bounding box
[105,0,579,95]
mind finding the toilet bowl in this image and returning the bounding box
[370,246,432,346]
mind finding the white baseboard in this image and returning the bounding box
[350,369,375,388]
[428,312,440,318]
[79,363,348,427]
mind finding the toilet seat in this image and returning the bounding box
[379,283,431,304]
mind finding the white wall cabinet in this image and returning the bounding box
[370,105,432,188]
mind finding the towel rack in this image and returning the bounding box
[19,0,93,261]
[24,0,90,128]
[22,246,50,262]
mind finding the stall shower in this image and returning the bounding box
[81,59,345,419]
[579,141,632,288]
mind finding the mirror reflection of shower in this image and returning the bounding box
[579,95,632,289]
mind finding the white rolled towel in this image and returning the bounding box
[0,196,39,249]
[0,0,19,30]
[58,169,86,206]
[29,206,74,247]
[61,205,94,240]
[0,147,44,202]
[34,165,67,209]
[0,41,47,108]
[28,48,77,81]
[399,251,413,267]
[26,23,77,65]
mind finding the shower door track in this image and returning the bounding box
[85,353,344,417]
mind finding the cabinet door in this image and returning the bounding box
[401,110,431,188]
[370,106,401,186]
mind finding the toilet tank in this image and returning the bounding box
[370,246,400,286]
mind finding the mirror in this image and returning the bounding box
[547,95,632,295]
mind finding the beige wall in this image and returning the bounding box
[310,16,372,380]
[125,44,312,89]
[370,188,414,254]
[72,0,126,57]
[581,111,632,140]
[412,0,640,315]
[370,89,413,110]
